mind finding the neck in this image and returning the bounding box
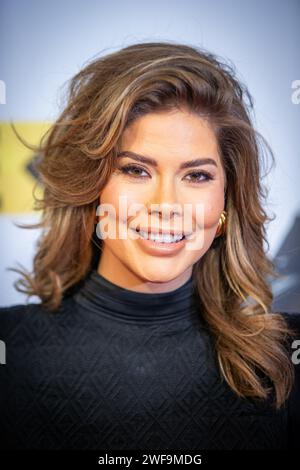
[74,267,200,326]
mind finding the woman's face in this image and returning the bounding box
[97,109,226,293]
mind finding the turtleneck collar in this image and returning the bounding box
[73,268,201,325]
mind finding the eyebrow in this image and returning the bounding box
[117,151,218,169]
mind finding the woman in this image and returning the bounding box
[0,41,299,450]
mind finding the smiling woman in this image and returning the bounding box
[96,110,226,292]
[0,41,299,451]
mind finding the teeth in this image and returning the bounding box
[138,230,183,243]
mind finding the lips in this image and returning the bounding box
[134,227,188,238]
[129,226,189,256]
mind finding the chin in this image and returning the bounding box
[137,266,183,285]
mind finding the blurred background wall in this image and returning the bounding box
[0,0,299,309]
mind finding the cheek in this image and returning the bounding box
[100,177,225,230]
[191,188,224,229]
[99,179,145,226]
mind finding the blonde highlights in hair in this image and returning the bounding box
[10,41,295,408]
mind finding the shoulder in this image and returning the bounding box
[277,311,300,375]
[278,311,300,361]
[279,311,300,332]
[0,297,78,341]
[277,312,300,448]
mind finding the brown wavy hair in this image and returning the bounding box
[9,40,295,408]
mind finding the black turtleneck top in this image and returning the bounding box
[0,269,299,450]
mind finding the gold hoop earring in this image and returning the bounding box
[214,210,227,238]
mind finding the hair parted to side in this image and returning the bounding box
[9,40,295,408]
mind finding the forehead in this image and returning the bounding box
[120,110,221,166]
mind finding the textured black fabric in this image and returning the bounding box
[0,268,299,450]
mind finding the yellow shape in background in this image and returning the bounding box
[0,122,51,214]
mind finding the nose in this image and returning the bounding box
[148,177,182,220]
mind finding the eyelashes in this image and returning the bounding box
[118,164,214,184]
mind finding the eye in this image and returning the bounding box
[119,165,150,178]
[184,171,214,184]
[118,165,214,184]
